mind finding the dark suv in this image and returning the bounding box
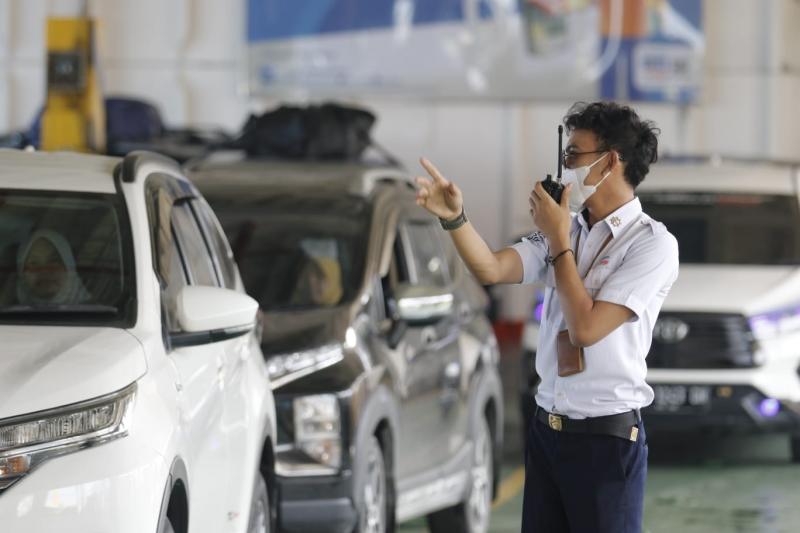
[190,158,504,533]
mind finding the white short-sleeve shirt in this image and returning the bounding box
[512,197,679,419]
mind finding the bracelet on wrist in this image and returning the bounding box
[546,248,574,266]
[439,208,467,231]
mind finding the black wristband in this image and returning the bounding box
[546,248,574,266]
[439,208,467,231]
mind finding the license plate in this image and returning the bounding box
[652,384,712,413]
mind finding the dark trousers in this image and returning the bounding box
[521,409,648,533]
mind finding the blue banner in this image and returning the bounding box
[247,0,476,42]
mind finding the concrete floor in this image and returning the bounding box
[399,430,800,533]
[398,342,800,533]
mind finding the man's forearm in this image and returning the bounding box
[551,235,595,346]
[446,221,504,284]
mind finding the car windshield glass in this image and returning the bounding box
[0,190,135,325]
[639,191,800,265]
[209,194,370,311]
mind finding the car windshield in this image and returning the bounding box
[209,193,370,311]
[639,191,800,265]
[0,190,135,325]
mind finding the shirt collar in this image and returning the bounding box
[572,197,643,237]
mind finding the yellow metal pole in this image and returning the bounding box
[41,16,105,153]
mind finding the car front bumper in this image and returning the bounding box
[643,382,800,434]
[0,434,167,533]
[277,470,357,533]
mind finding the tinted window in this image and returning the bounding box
[171,203,218,286]
[193,198,237,289]
[640,192,800,265]
[163,227,189,332]
[0,190,135,325]
[208,194,370,311]
[403,221,448,287]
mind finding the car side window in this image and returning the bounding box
[402,221,449,287]
[381,229,408,321]
[163,226,188,333]
[171,202,218,287]
[192,198,238,290]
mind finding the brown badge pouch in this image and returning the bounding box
[557,329,585,377]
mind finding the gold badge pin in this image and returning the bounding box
[610,216,622,227]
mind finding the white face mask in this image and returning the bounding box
[561,152,611,212]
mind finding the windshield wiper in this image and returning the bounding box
[0,304,119,315]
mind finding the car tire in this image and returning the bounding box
[427,416,493,533]
[791,435,800,463]
[248,473,271,533]
[357,435,389,533]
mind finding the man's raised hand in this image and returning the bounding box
[415,158,464,221]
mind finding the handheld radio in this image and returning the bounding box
[540,125,565,204]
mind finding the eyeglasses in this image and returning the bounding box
[562,149,606,169]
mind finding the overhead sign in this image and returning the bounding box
[246,0,703,103]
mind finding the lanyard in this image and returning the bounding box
[574,230,614,279]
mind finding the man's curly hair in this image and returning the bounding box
[563,101,660,189]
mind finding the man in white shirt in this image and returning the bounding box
[415,101,679,533]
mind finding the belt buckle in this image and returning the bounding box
[548,413,563,431]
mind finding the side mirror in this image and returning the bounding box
[171,286,258,347]
[395,284,454,326]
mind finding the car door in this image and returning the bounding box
[191,196,265,527]
[402,219,466,457]
[156,192,232,533]
[386,216,462,478]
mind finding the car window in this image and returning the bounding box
[207,194,369,311]
[402,221,449,287]
[163,226,189,333]
[171,202,218,287]
[192,198,237,289]
[639,192,800,265]
[0,189,135,326]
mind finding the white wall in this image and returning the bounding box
[1,0,799,318]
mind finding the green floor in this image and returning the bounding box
[399,432,800,533]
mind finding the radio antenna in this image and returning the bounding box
[557,125,563,183]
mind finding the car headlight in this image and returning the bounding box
[0,383,135,492]
[266,344,344,389]
[276,394,342,477]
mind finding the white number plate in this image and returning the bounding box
[652,384,712,413]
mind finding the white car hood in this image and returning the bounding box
[662,265,800,315]
[0,326,147,420]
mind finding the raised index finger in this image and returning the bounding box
[420,157,448,185]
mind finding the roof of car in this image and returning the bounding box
[639,157,800,195]
[188,154,414,199]
[0,149,121,194]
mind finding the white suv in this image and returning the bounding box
[0,150,277,532]
[637,157,800,461]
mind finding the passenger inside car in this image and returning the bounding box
[16,229,90,305]
[292,255,343,307]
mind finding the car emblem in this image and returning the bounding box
[653,317,690,343]
[610,216,621,227]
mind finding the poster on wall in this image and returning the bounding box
[246,0,703,103]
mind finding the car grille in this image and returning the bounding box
[647,313,757,369]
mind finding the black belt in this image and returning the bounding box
[535,405,641,442]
